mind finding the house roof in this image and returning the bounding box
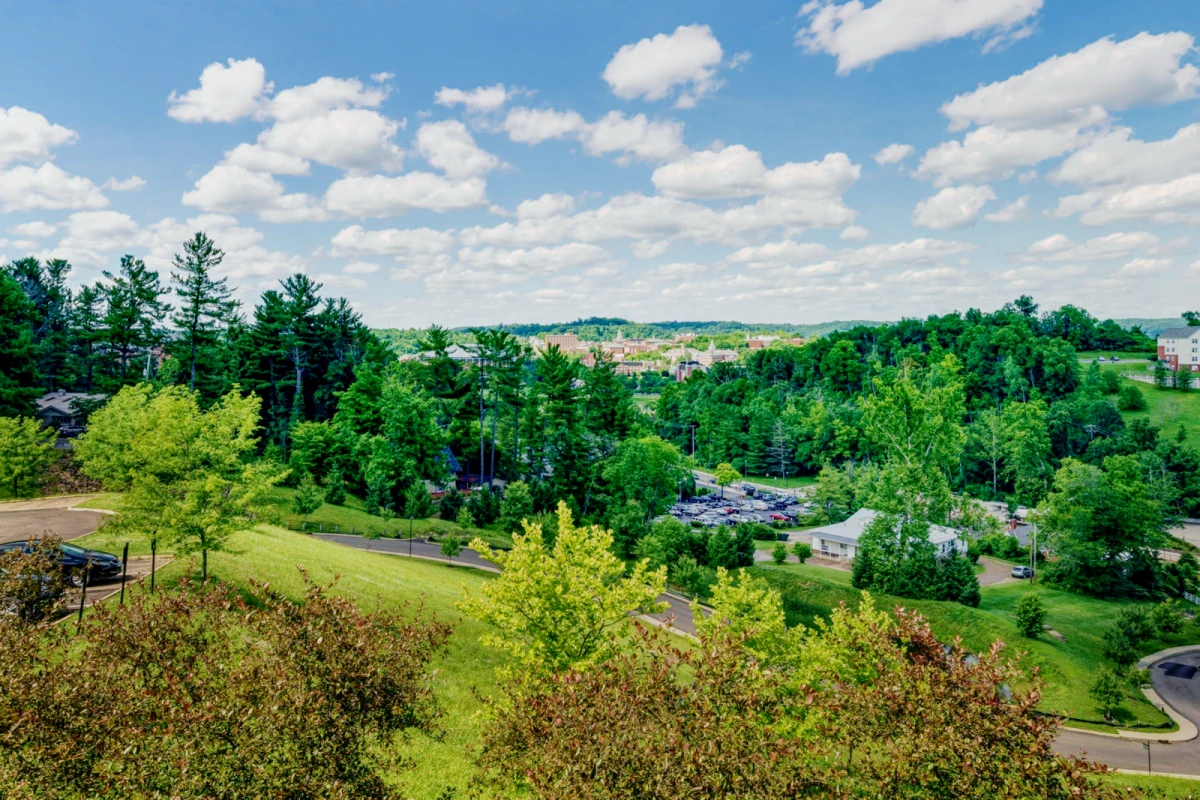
[807,508,961,547]
[1158,327,1200,339]
[34,391,105,418]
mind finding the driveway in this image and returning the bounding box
[977,556,1020,587]
[315,533,701,635]
[1054,648,1200,776]
[0,496,108,544]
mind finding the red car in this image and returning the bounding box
[769,513,787,521]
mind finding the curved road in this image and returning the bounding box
[1053,649,1200,775]
[0,497,108,543]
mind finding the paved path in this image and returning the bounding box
[1054,648,1200,776]
[977,556,1020,587]
[0,496,108,544]
[315,533,701,635]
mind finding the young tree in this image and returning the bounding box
[0,417,59,498]
[1117,382,1148,411]
[1014,592,1048,638]
[771,541,788,564]
[1154,360,1172,390]
[498,480,534,533]
[403,483,435,520]
[323,466,346,506]
[170,233,235,392]
[455,505,475,531]
[459,501,666,674]
[1089,667,1127,722]
[292,473,324,523]
[440,532,464,565]
[713,462,742,498]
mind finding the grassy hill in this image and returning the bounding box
[1091,360,1200,441]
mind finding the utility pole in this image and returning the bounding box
[1031,524,1038,585]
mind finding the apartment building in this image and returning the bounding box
[1157,327,1200,372]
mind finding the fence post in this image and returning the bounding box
[150,539,156,592]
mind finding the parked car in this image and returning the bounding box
[0,540,122,586]
[769,512,788,521]
[0,573,63,621]
[1010,565,1034,579]
[1110,356,1120,362]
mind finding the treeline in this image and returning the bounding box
[0,234,388,447]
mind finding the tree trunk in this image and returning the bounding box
[189,333,197,392]
[201,547,208,582]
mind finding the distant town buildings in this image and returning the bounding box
[1158,327,1200,371]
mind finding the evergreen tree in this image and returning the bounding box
[69,283,105,391]
[498,480,534,533]
[439,487,465,521]
[764,418,794,482]
[292,473,324,522]
[1154,360,1171,390]
[0,271,42,415]
[323,466,346,506]
[101,255,169,385]
[1014,593,1047,638]
[170,233,235,392]
[9,257,74,391]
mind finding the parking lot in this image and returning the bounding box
[668,485,811,529]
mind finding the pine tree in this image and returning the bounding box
[0,271,42,415]
[171,233,235,392]
[69,284,105,391]
[292,473,324,522]
[765,418,794,482]
[1154,360,1171,390]
[323,466,346,506]
[102,255,169,385]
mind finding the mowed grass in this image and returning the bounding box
[1097,772,1200,798]
[750,564,1200,729]
[745,474,817,489]
[72,522,506,799]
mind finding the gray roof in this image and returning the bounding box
[35,391,105,417]
[1158,327,1200,339]
[805,508,961,547]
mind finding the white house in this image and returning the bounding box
[1157,326,1200,372]
[790,508,964,562]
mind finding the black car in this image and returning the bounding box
[0,540,122,586]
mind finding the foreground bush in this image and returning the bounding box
[0,576,451,799]
[477,597,1129,800]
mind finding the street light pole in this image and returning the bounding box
[1031,523,1037,585]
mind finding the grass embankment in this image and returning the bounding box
[1092,361,1200,442]
[751,562,1199,730]
[745,474,817,489]
[73,520,504,799]
[1096,772,1200,798]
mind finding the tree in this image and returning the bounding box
[292,473,324,522]
[403,483,434,520]
[440,532,464,565]
[459,501,666,674]
[764,417,794,481]
[438,487,465,521]
[101,255,168,383]
[1014,592,1047,638]
[792,541,812,563]
[812,463,855,522]
[1183,311,1200,326]
[606,499,649,559]
[0,417,58,498]
[0,270,42,416]
[1117,382,1147,411]
[601,435,689,517]
[713,462,742,497]
[323,466,346,506]
[1154,360,1172,390]
[170,233,235,392]
[1150,599,1184,635]
[1002,399,1052,506]
[967,408,1005,495]
[1089,667,1127,721]
[939,554,981,607]
[771,541,788,564]
[455,505,475,531]
[498,480,534,533]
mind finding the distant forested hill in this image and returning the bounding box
[1111,318,1188,337]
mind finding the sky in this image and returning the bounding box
[1,0,1199,327]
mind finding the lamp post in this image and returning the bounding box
[1030,523,1038,585]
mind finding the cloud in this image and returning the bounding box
[103,176,146,191]
[8,221,57,238]
[602,24,727,108]
[324,173,487,217]
[797,0,1042,74]
[168,58,273,122]
[456,242,612,275]
[342,261,380,275]
[651,145,859,199]
[267,76,387,121]
[59,211,141,253]
[873,143,913,165]
[1063,174,1200,227]
[181,164,326,222]
[434,84,512,113]
[984,195,1030,222]
[911,184,995,229]
[632,239,671,258]
[415,120,501,178]
[517,193,576,220]
[0,163,108,213]
[840,224,869,240]
[329,224,457,261]
[1051,123,1200,188]
[1022,231,1169,262]
[222,143,311,175]
[916,114,1101,185]
[941,32,1200,130]
[0,106,77,166]
[503,107,686,163]
[1117,257,1171,277]
[727,236,975,269]
[258,108,404,171]
[315,272,368,290]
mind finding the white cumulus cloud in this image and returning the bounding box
[434,84,512,113]
[415,120,501,178]
[603,24,727,108]
[0,106,77,166]
[911,184,995,229]
[873,143,914,165]
[168,57,273,123]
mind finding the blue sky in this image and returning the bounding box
[2,0,1198,326]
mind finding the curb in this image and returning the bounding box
[1112,768,1200,781]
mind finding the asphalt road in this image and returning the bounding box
[315,533,701,634]
[0,508,106,543]
[1053,649,1200,775]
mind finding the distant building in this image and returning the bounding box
[696,340,739,366]
[675,361,705,381]
[544,333,579,351]
[400,344,485,365]
[614,360,651,376]
[34,390,106,430]
[1157,327,1200,372]
[793,508,965,562]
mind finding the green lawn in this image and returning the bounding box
[1078,351,1155,362]
[1097,772,1200,798]
[745,474,817,489]
[72,522,506,800]
[750,564,1200,730]
[1118,377,1200,443]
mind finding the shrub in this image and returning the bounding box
[323,466,346,506]
[0,536,66,622]
[0,577,451,798]
[292,472,324,520]
[455,506,475,531]
[1089,667,1127,721]
[438,487,465,521]
[1014,592,1047,638]
[1099,371,1121,395]
[792,541,812,563]
[498,480,534,533]
[671,555,716,600]
[771,541,788,564]
[1150,599,1184,635]
[466,486,500,525]
[739,522,778,541]
[1117,382,1148,411]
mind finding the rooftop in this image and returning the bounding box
[806,508,961,547]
